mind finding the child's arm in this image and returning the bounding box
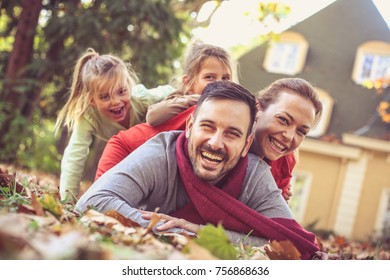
[59,117,98,202]
[146,94,199,126]
[131,84,175,112]
[130,84,176,126]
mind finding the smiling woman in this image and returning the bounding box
[249,78,323,201]
[251,78,322,160]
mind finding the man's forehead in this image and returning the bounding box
[196,99,251,125]
[200,97,241,107]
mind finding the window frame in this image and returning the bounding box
[307,87,334,138]
[351,41,390,86]
[263,31,309,75]
[289,171,313,222]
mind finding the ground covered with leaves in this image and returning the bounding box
[0,164,389,260]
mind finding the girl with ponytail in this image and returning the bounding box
[55,48,173,202]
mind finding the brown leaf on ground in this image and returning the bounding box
[105,209,140,228]
[81,209,122,227]
[157,232,190,248]
[0,172,26,195]
[16,204,36,215]
[144,209,161,236]
[264,240,301,260]
[31,192,45,216]
[334,235,347,247]
[81,209,142,236]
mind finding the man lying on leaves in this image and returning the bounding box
[76,81,325,260]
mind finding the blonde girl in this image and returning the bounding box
[55,48,173,201]
[146,40,238,126]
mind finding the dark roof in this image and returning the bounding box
[238,0,390,140]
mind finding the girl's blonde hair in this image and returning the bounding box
[54,48,138,134]
[177,40,238,93]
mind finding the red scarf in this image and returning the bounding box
[172,131,320,259]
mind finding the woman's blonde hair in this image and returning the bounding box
[177,40,238,93]
[54,48,138,134]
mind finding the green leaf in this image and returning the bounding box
[195,224,238,260]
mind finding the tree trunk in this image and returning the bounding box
[5,0,42,87]
[0,0,42,159]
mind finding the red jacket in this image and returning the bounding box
[267,153,296,195]
[95,106,295,195]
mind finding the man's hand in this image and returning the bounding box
[140,211,201,234]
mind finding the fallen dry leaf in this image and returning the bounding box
[80,209,123,228]
[144,209,161,236]
[105,209,140,227]
[264,239,301,260]
[31,192,45,216]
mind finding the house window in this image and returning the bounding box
[375,188,390,239]
[289,171,312,222]
[307,87,334,137]
[352,41,390,85]
[263,31,308,76]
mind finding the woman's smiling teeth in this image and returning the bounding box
[269,137,287,152]
[201,151,223,163]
